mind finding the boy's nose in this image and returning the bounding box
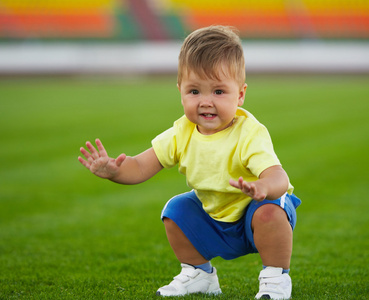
[199,96,213,107]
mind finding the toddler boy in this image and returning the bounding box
[78,25,301,299]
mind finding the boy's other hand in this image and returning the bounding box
[78,138,126,180]
[229,177,267,202]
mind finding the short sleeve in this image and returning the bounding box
[151,127,179,169]
[241,123,281,177]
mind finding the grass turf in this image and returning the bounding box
[0,75,368,299]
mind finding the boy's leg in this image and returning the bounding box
[252,204,292,269]
[158,192,226,296]
[161,190,250,262]
[157,218,221,296]
[163,217,208,265]
[250,200,298,300]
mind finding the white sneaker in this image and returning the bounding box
[156,263,222,296]
[255,267,292,300]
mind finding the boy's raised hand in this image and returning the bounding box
[78,138,126,180]
[229,177,267,202]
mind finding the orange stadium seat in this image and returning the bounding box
[0,0,368,39]
[0,14,114,37]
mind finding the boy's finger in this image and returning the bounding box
[249,183,257,195]
[80,147,91,159]
[86,141,99,159]
[115,153,127,167]
[242,180,251,191]
[78,156,90,168]
[229,179,239,188]
[230,178,244,189]
[95,139,108,157]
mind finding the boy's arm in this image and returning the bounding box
[229,165,289,201]
[78,139,163,185]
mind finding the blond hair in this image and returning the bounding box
[178,25,245,87]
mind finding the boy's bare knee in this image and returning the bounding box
[252,204,287,228]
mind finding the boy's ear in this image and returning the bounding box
[177,83,184,105]
[238,83,247,106]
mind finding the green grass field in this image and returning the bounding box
[1,75,368,299]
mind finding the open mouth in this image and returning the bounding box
[201,113,217,118]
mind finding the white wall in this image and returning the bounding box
[0,41,368,75]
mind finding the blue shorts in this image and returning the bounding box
[161,190,301,261]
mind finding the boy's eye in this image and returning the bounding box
[190,89,199,95]
[214,90,224,95]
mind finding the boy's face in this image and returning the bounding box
[178,69,247,135]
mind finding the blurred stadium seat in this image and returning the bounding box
[0,0,368,40]
[0,0,368,75]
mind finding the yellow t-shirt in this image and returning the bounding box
[152,107,294,222]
